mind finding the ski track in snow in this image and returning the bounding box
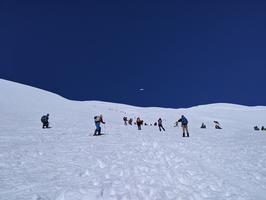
[0,79,266,200]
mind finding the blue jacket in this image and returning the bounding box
[178,116,188,125]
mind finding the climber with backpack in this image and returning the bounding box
[177,115,189,137]
[123,116,128,125]
[128,118,133,125]
[136,117,143,130]
[93,114,105,136]
[41,114,50,129]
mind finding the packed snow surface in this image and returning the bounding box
[0,79,266,200]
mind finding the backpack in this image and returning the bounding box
[182,117,188,125]
[94,116,100,122]
[41,116,46,123]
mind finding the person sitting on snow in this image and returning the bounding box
[201,123,206,129]
[254,126,260,131]
[214,121,222,129]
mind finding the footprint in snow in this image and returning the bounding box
[32,195,48,200]
[152,142,159,149]
[97,159,106,168]
[79,169,90,177]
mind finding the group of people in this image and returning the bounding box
[123,116,166,132]
[200,121,222,129]
[95,115,173,135]
[41,114,190,137]
[254,126,266,131]
[123,117,133,125]
[41,113,266,136]
[122,115,189,136]
[123,116,158,128]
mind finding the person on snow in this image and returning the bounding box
[123,117,128,125]
[177,115,189,137]
[154,122,157,126]
[214,121,222,129]
[94,114,105,136]
[201,123,206,129]
[41,114,50,129]
[254,126,260,131]
[136,117,143,130]
[158,118,165,132]
[261,126,266,131]
[128,118,133,125]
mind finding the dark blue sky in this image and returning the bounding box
[0,0,265,108]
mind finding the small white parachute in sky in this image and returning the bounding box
[139,88,144,91]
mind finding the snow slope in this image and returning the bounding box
[0,79,266,200]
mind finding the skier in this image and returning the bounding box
[177,115,189,137]
[254,126,260,131]
[123,117,128,125]
[94,114,105,136]
[261,126,266,131]
[41,114,50,129]
[158,118,165,132]
[136,117,143,130]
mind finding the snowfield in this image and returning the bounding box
[0,79,266,200]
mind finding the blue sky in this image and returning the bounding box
[0,0,265,108]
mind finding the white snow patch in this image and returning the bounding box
[0,79,266,200]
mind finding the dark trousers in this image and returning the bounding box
[94,127,101,135]
[42,122,49,129]
[138,125,141,130]
[182,125,189,137]
[159,125,165,131]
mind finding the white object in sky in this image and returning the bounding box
[0,78,266,200]
[139,88,144,91]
